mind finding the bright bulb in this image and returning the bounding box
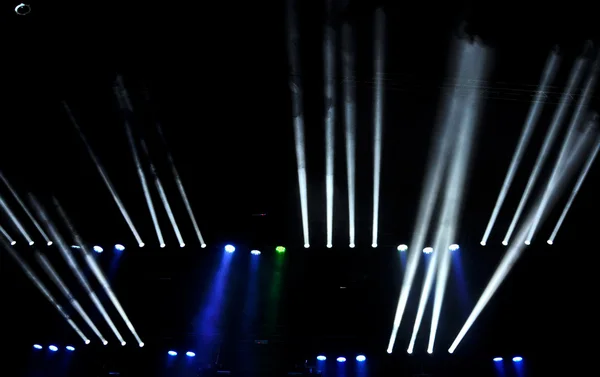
[47,241,53,246]
[103,341,108,346]
[29,241,34,245]
[180,243,185,247]
[10,241,16,245]
[160,243,166,248]
[349,243,355,248]
[201,243,207,248]
[327,244,332,248]
[139,242,145,247]
[372,243,377,248]
[121,341,126,346]
[524,240,530,245]
[304,243,309,248]
[480,241,486,246]
[547,240,553,245]
[502,240,508,246]
[85,339,91,345]
[397,244,408,251]
[139,342,144,348]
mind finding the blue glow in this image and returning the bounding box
[48,345,58,352]
[93,246,103,253]
[66,346,75,351]
[493,357,503,362]
[356,355,366,362]
[224,244,235,253]
[250,249,261,255]
[513,356,523,362]
[317,355,326,361]
[337,357,346,363]
[186,351,196,357]
[449,244,460,251]
[168,351,177,356]
[115,244,125,251]
[33,344,42,350]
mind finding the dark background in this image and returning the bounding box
[1,0,598,376]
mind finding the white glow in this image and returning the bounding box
[85,339,91,344]
[139,342,144,347]
[29,241,34,245]
[423,247,433,254]
[502,240,508,246]
[103,340,108,345]
[139,242,145,247]
[47,241,53,246]
[372,243,377,248]
[10,241,16,245]
[349,243,355,248]
[121,341,126,346]
[160,243,166,248]
[547,240,553,245]
[524,240,530,245]
[180,243,185,247]
[449,244,459,251]
[397,244,408,252]
[480,241,486,246]
[201,243,207,248]
[327,244,332,248]
[304,243,310,248]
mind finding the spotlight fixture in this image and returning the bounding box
[168,351,177,356]
[449,244,459,251]
[48,345,58,352]
[356,355,366,362]
[139,242,145,247]
[139,343,144,348]
[304,243,309,248]
[275,246,286,253]
[493,357,503,362]
[47,241,53,246]
[115,244,125,251]
[316,355,326,361]
[66,346,75,351]
[423,247,433,254]
[224,244,235,253]
[250,250,261,255]
[93,245,103,253]
[201,243,207,248]
[33,344,42,350]
[336,357,346,363]
[397,244,408,251]
[186,351,196,357]
[512,356,523,362]
[29,241,34,246]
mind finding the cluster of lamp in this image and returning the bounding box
[33,344,75,352]
[224,244,286,255]
[395,244,460,253]
[167,350,196,357]
[316,355,366,362]
[494,356,523,362]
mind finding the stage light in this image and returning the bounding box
[93,245,103,253]
[493,357,503,362]
[139,342,144,348]
[480,241,486,246]
[524,240,530,245]
[71,245,80,249]
[356,355,366,362]
[47,241,53,246]
[317,355,326,361]
[66,346,75,351]
[33,344,42,350]
[397,244,408,251]
[139,242,145,247]
[103,340,108,345]
[10,241,16,245]
[168,351,177,356]
[327,244,332,248]
[502,240,508,246]
[349,243,355,248]
[547,240,553,245]
[201,243,207,248]
[225,244,235,253]
[304,243,310,248]
[423,247,433,254]
[276,246,286,253]
[336,357,346,363]
[49,345,58,352]
[250,250,261,255]
[186,351,196,357]
[180,243,185,247]
[449,244,459,251]
[372,243,377,248]
[115,244,125,251]
[512,356,523,362]
[121,341,126,346]
[29,241,34,245]
[85,339,91,345]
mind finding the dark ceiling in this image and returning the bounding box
[1,1,599,376]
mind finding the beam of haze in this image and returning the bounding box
[372,8,386,247]
[0,192,33,244]
[387,38,476,353]
[449,127,597,353]
[324,0,336,248]
[0,238,89,343]
[502,57,586,245]
[527,52,600,242]
[0,170,52,244]
[29,195,125,344]
[287,0,310,247]
[55,198,144,345]
[480,50,559,245]
[548,137,600,243]
[62,102,144,246]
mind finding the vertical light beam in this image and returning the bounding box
[0,193,33,245]
[287,0,310,247]
[372,8,385,248]
[342,23,357,248]
[324,0,336,248]
[480,50,559,245]
[63,102,144,247]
